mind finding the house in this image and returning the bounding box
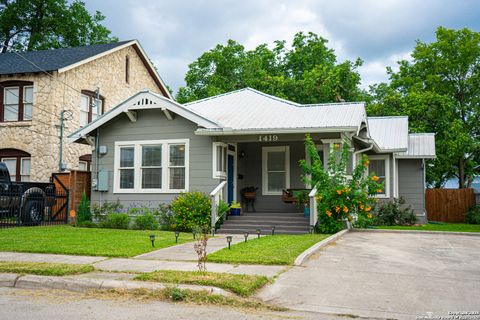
[69,88,435,233]
[0,40,171,182]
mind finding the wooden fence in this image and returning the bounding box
[426,188,476,222]
[51,170,91,213]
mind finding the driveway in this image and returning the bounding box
[258,231,480,319]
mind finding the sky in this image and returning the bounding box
[84,0,480,94]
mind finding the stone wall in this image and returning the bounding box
[0,45,166,182]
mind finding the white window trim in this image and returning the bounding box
[212,142,227,179]
[113,139,189,194]
[368,155,390,199]
[262,146,290,196]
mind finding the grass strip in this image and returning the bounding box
[135,270,269,297]
[376,223,480,233]
[0,261,94,276]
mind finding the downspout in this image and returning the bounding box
[353,139,374,164]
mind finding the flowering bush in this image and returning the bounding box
[300,135,382,233]
[170,191,212,231]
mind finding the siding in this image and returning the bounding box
[91,109,218,206]
[398,159,425,216]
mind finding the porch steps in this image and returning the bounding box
[217,212,310,235]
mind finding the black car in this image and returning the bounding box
[0,162,56,225]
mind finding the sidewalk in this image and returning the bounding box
[135,234,247,261]
[0,251,285,277]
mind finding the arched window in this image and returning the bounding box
[79,90,105,127]
[0,149,31,181]
[79,154,92,171]
[0,81,34,122]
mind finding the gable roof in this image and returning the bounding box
[367,116,409,152]
[187,88,367,135]
[68,90,220,144]
[396,133,436,159]
[0,40,172,99]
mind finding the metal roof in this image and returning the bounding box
[0,41,132,75]
[396,133,436,158]
[186,88,366,134]
[367,116,409,152]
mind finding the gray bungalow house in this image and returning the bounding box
[69,88,435,233]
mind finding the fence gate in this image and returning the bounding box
[51,173,70,224]
[426,188,476,222]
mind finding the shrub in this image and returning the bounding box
[170,192,211,231]
[300,134,382,233]
[100,213,131,229]
[373,198,417,226]
[134,212,159,230]
[76,191,91,224]
[157,204,176,231]
[75,221,98,228]
[465,205,480,224]
[91,200,123,223]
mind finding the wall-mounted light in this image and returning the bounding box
[239,150,246,159]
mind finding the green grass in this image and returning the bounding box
[208,234,330,265]
[135,270,269,297]
[376,223,480,233]
[0,225,192,257]
[0,261,94,276]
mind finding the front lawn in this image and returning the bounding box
[376,223,480,233]
[0,261,93,276]
[208,234,330,265]
[135,270,269,297]
[0,225,192,257]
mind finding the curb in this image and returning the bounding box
[352,228,480,237]
[0,273,232,296]
[294,229,349,266]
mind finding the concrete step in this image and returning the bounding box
[227,215,307,221]
[220,224,309,231]
[223,220,308,227]
[217,228,309,235]
[238,211,304,216]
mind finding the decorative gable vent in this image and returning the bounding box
[133,97,158,106]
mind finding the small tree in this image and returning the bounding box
[76,191,91,224]
[300,135,382,233]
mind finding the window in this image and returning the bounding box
[0,81,33,122]
[78,154,92,171]
[212,142,227,178]
[368,155,390,198]
[114,139,189,193]
[0,149,31,181]
[79,90,104,127]
[262,146,290,195]
[125,55,130,84]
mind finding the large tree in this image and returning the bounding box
[0,0,117,53]
[368,27,480,188]
[176,32,364,104]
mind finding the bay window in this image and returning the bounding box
[0,81,33,122]
[368,155,390,198]
[114,139,189,193]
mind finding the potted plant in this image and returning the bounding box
[294,190,310,218]
[230,202,241,216]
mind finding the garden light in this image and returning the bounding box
[271,226,275,236]
[244,231,249,243]
[175,231,180,243]
[226,235,233,249]
[149,234,156,247]
[256,228,261,238]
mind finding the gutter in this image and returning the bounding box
[194,126,359,136]
[353,136,374,163]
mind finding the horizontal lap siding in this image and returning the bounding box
[91,109,218,207]
[398,159,425,215]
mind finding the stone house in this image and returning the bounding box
[0,40,171,182]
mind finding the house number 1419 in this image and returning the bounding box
[259,135,279,142]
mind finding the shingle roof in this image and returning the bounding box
[186,88,366,133]
[0,40,133,75]
[367,116,409,151]
[397,133,436,158]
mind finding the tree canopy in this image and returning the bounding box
[176,32,365,104]
[0,0,117,53]
[367,27,480,188]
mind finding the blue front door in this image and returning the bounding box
[227,154,234,204]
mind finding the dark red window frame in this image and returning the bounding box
[0,148,31,181]
[81,90,105,124]
[0,81,34,122]
[79,154,92,171]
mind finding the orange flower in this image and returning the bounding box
[347,215,352,222]
[343,206,349,213]
[372,175,379,181]
[365,206,371,212]
[367,214,373,219]
[336,190,342,195]
[363,160,370,167]
[376,189,383,193]
[326,210,332,218]
[359,205,364,210]
[335,206,340,213]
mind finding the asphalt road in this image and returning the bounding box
[0,287,348,320]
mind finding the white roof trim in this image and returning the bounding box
[195,126,359,136]
[58,40,173,100]
[68,90,220,143]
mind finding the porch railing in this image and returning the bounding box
[309,185,318,228]
[210,181,227,235]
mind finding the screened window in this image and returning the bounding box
[368,156,389,197]
[212,142,227,178]
[262,146,290,195]
[114,140,189,193]
[0,82,34,122]
[79,91,104,127]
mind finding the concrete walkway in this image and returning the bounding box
[0,251,285,277]
[135,234,247,261]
